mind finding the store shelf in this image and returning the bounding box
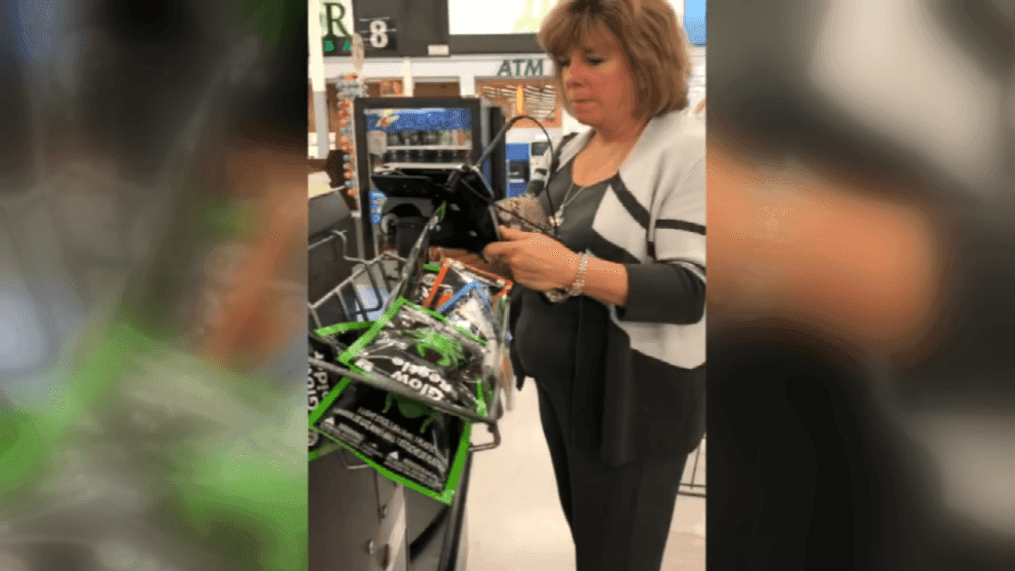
[386,145,472,151]
[306,133,339,144]
[381,163,464,170]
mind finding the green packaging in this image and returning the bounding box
[312,380,471,504]
[338,298,489,418]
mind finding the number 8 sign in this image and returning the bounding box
[369,20,388,49]
[358,17,398,52]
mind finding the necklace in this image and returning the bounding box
[550,180,584,229]
[550,126,645,229]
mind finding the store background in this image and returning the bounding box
[309,0,705,158]
[308,1,705,570]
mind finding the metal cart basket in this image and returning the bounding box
[308,213,507,571]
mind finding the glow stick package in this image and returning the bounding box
[408,263,443,307]
[437,280,499,344]
[315,321,374,351]
[312,379,471,505]
[337,298,489,418]
[308,334,345,461]
[423,259,512,310]
[310,302,477,503]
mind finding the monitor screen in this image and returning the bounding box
[530,141,550,159]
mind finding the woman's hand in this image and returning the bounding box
[483,227,580,292]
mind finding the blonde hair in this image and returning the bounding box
[538,0,692,119]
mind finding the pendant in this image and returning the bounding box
[551,210,564,228]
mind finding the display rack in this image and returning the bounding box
[386,145,473,151]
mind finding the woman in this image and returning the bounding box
[461,1,705,569]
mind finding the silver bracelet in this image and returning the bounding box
[566,252,591,297]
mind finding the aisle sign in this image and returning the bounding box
[321,1,353,55]
[355,16,399,53]
[321,0,399,56]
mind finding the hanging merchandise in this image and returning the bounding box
[307,209,508,515]
[337,297,490,417]
[436,281,500,344]
[423,258,513,309]
[313,377,472,505]
[308,320,473,503]
[408,263,443,306]
[334,76,362,201]
[314,320,374,351]
[308,333,346,461]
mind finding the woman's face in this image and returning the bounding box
[558,27,639,129]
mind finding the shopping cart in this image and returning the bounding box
[307,220,508,431]
[308,229,401,327]
[308,213,509,571]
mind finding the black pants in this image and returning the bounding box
[536,380,688,571]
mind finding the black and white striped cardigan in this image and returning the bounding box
[511,108,706,464]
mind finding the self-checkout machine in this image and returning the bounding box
[308,26,472,571]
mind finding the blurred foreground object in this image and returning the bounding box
[708,0,1015,568]
[1,0,307,569]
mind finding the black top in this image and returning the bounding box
[506,126,708,465]
[513,160,610,384]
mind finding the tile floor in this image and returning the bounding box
[464,380,705,571]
